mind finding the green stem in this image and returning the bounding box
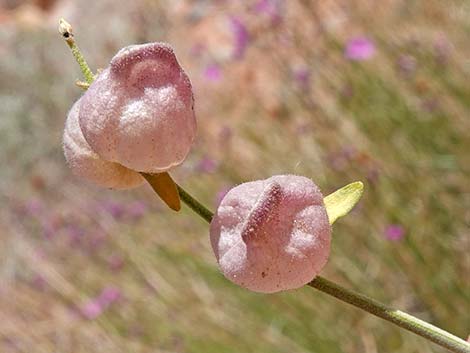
[176,184,213,223]
[59,18,95,84]
[68,42,95,84]
[59,20,469,353]
[175,183,470,353]
[308,277,470,353]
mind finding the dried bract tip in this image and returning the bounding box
[58,18,73,39]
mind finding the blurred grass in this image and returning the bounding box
[0,0,469,352]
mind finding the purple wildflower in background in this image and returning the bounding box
[342,145,358,160]
[87,230,108,251]
[189,43,206,57]
[126,200,148,221]
[196,155,218,174]
[340,83,354,100]
[80,300,103,320]
[366,167,380,185]
[292,66,311,90]
[384,224,405,241]
[326,152,347,172]
[80,286,122,320]
[345,37,376,61]
[24,198,43,217]
[101,200,126,220]
[254,0,282,24]
[203,63,222,82]
[99,286,122,305]
[66,224,85,246]
[255,0,272,13]
[218,125,232,145]
[421,97,439,113]
[2,338,20,350]
[230,17,249,60]
[434,34,451,65]
[41,216,61,238]
[295,121,312,135]
[107,253,125,272]
[31,274,47,291]
[326,146,358,171]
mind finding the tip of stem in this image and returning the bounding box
[59,18,74,41]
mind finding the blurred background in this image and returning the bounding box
[0,0,469,352]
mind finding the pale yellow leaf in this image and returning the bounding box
[324,181,364,224]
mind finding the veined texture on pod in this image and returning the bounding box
[63,42,197,188]
[63,99,144,189]
[210,175,331,293]
[78,42,196,174]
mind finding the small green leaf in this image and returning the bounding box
[324,181,364,225]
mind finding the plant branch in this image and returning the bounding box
[175,183,470,353]
[59,18,95,84]
[58,19,469,353]
[308,276,470,353]
[176,184,213,223]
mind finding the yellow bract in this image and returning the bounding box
[324,181,364,225]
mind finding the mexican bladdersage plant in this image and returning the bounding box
[60,21,470,352]
[210,175,331,293]
[63,42,196,189]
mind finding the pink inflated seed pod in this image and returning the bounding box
[210,175,331,293]
[79,42,197,173]
[63,99,144,189]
